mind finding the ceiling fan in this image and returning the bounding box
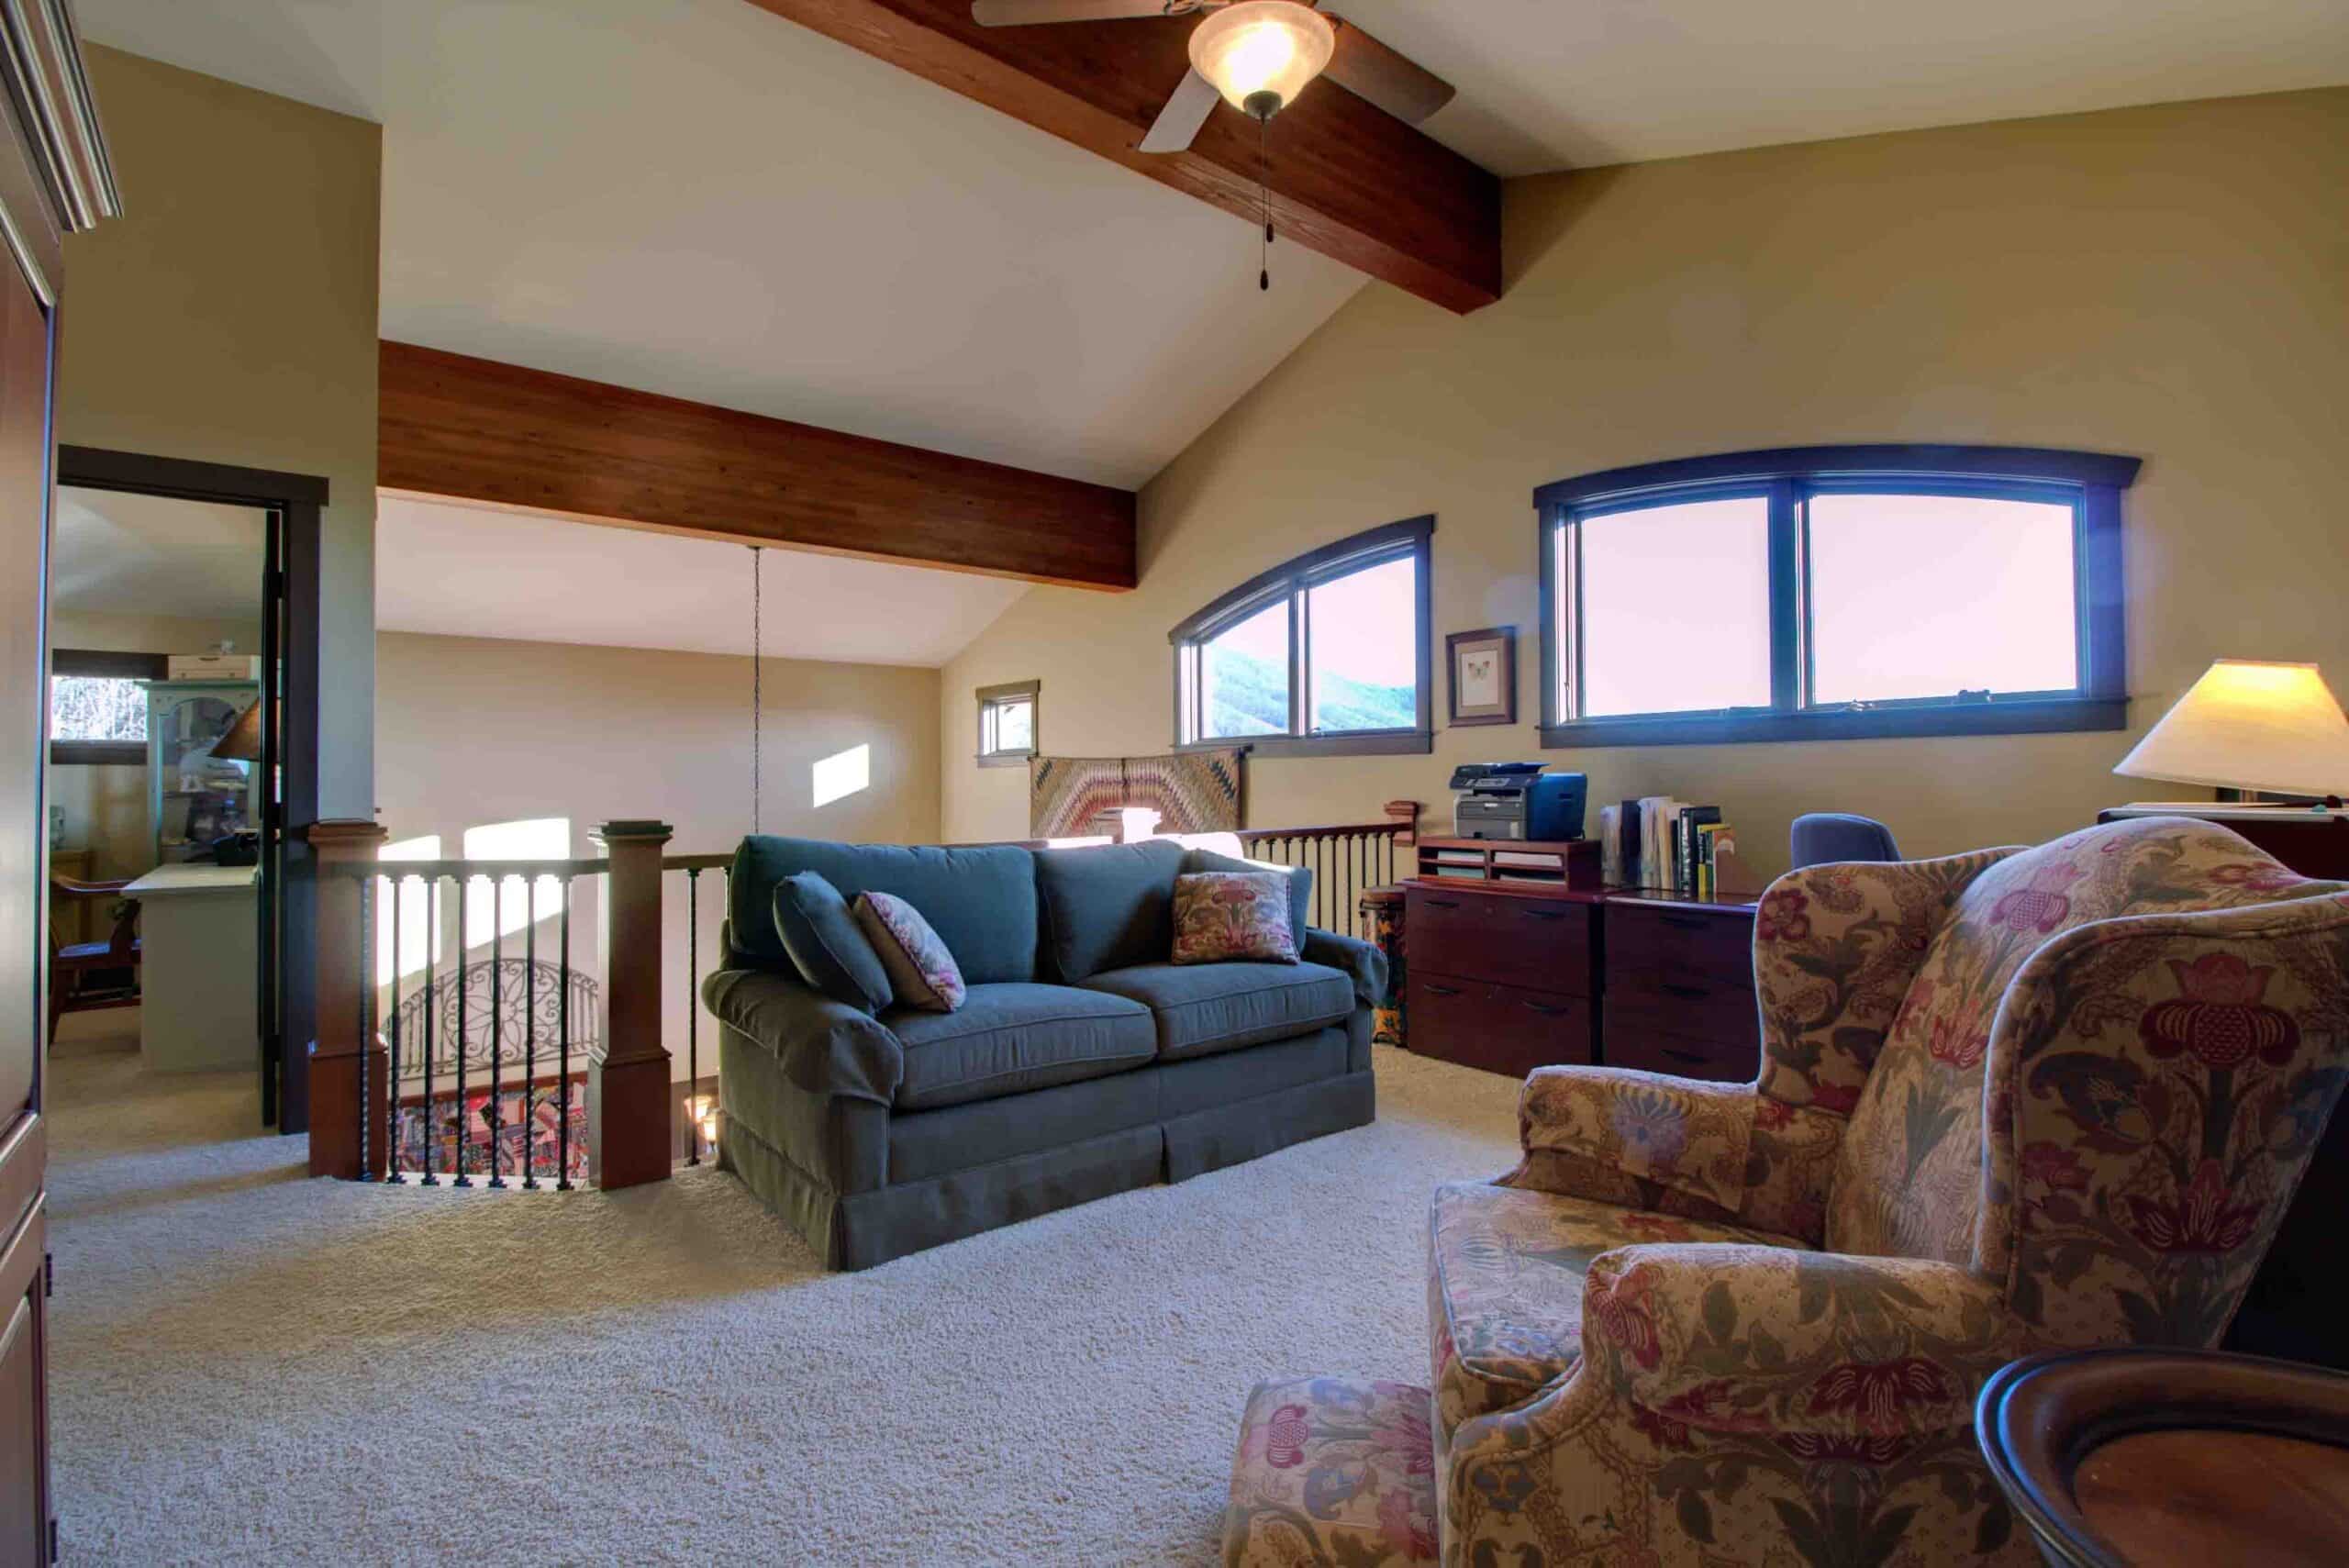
[971,0,1455,155]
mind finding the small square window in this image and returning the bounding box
[49,650,167,764]
[977,681,1040,768]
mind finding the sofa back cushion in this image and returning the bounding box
[730,836,1039,985]
[1826,817,2333,1267]
[1181,848,1311,951]
[1034,840,1186,982]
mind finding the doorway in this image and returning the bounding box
[51,448,327,1131]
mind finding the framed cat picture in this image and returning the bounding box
[1446,626,1516,728]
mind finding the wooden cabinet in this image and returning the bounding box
[1405,885,1597,1079]
[1601,895,1761,1084]
[1401,881,1761,1085]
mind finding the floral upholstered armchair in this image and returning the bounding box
[1428,816,2349,1568]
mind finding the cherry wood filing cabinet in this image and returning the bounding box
[1403,882,1762,1083]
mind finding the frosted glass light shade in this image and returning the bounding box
[1188,1,1335,117]
[2114,660,2349,796]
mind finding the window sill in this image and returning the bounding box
[1540,696,2126,749]
[50,740,145,766]
[1180,730,1433,759]
[975,751,1035,770]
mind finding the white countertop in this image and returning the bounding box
[123,863,259,896]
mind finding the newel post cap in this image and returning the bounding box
[592,819,674,846]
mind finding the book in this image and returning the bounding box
[1597,804,1621,885]
[1676,806,1722,895]
[1696,820,1730,896]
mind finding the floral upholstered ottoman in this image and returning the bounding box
[1220,1375,1438,1567]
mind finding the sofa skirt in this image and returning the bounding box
[718,1019,1376,1270]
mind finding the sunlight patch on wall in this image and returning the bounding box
[811,744,870,809]
[462,817,570,948]
[377,835,442,984]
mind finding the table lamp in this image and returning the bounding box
[2113,660,2349,809]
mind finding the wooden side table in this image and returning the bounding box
[1977,1348,2349,1567]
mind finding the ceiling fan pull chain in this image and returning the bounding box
[1258,111,1271,291]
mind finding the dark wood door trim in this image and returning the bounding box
[56,444,329,1133]
[379,339,1140,591]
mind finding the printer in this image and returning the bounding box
[1449,763,1587,841]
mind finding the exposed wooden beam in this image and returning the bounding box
[743,0,1502,315]
[377,340,1138,591]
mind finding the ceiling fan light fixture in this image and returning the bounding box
[1187,1,1335,120]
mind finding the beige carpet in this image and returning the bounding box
[46,1021,1520,1566]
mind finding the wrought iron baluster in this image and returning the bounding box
[487,876,507,1188]
[388,874,402,1181]
[686,867,701,1166]
[357,872,374,1181]
[419,873,438,1184]
[557,875,573,1191]
[453,875,472,1186]
[523,877,539,1189]
[1344,832,1355,933]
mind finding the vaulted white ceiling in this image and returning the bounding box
[374,498,1030,666]
[51,487,267,622]
[74,0,1365,491]
[78,0,2346,500]
[1331,0,2349,175]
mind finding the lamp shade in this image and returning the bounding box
[1188,1,1335,117]
[2114,660,2349,796]
[211,696,264,762]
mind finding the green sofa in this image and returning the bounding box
[702,835,1386,1269]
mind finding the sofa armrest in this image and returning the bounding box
[700,968,905,1106]
[1507,1068,1842,1243]
[1303,926,1386,1010]
[1576,1242,2025,1440]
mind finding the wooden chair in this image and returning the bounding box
[48,875,140,1043]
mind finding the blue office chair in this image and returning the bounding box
[1789,812,1900,870]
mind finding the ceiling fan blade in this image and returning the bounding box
[971,0,1174,24]
[1322,17,1455,125]
[1137,68,1220,154]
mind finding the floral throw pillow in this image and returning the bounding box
[1172,871,1300,965]
[852,891,966,1012]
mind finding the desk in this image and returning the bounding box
[1400,879,1761,1081]
[121,863,258,1073]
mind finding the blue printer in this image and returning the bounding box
[1449,763,1587,841]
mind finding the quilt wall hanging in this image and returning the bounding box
[1028,749,1245,839]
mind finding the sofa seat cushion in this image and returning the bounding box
[1080,961,1353,1062]
[1428,1183,1808,1439]
[886,983,1155,1112]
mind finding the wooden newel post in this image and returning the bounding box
[306,818,390,1179]
[591,819,674,1190]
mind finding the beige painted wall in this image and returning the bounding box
[47,610,265,880]
[374,631,942,1080]
[58,46,381,818]
[942,88,2349,882]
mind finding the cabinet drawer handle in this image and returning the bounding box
[1523,1002,1573,1017]
[1424,983,1463,997]
[1522,909,1568,921]
[1661,982,1709,1000]
[1662,1046,1708,1065]
[1661,914,1710,931]
[1424,898,1463,909]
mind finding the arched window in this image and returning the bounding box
[1535,445,2135,746]
[1170,517,1433,758]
